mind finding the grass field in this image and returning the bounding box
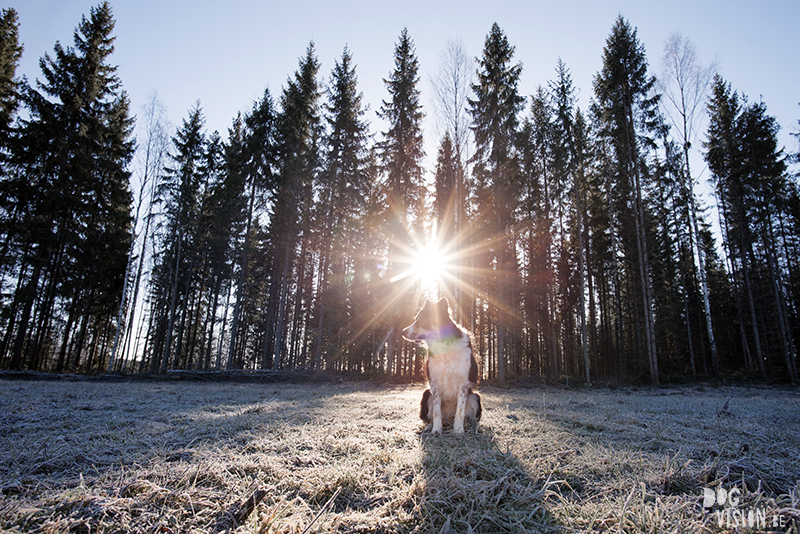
[1,378,799,533]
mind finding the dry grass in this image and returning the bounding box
[1,378,799,533]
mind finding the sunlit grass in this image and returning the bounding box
[2,379,798,533]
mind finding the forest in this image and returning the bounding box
[0,3,798,384]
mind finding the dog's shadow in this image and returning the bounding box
[415,422,556,533]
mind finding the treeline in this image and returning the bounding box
[0,4,798,383]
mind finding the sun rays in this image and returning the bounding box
[390,234,447,298]
[340,206,522,362]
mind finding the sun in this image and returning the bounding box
[388,237,447,297]
[415,241,445,284]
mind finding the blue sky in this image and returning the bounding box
[10,0,800,179]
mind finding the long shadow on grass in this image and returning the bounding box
[484,386,800,533]
[417,422,560,533]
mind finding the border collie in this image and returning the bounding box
[402,298,482,434]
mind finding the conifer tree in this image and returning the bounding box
[469,22,525,382]
[434,132,457,246]
[263,43,321,370]
[150,104,207,371]
[548,59,580,379]
[5,2,133,371]
[521,86,557,377]
[0,6,22,307]
[226,89,276,370]
[377,28,425,376]
[314,46,371,370]
[593,15,661,384]
[433,132,460,302]
[705,76,797,383]
[0,7,21,157]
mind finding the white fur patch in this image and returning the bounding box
[426,334,473,403]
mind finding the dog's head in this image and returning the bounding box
[402,298,455,342]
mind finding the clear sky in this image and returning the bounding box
[9,0,800,180]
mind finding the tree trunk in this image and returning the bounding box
[162,234,183,372]
[10,261,41,370]
[765,222,798,384]
[625,97,658,385]
[578,201,590,385]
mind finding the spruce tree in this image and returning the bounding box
[313,46,371,370]
[226,89,276,370]
[377,28,425,376]
[434,132,457,243]
[705,76,797,383]
[593,15,661,384]
[520,86,557,377]
[0,7,21,155]
[151,104,207,371]
[469,22,524,382]
[433,132,459,300]
[263,43,321,370]
[0,6,22,307]
[705,75,760,377]
[6,2,133,371]
[378,28,425,229]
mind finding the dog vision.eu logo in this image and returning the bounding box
[702,485,790,530]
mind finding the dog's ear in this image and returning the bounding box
[435,297,451,321]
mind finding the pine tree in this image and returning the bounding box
[705,76,797,383]
[4,2,133,371]
[263,43,321,370]
[469,22,525,382]
[314,46,371,370]
[593,15,661,384]
[377,28,425,376]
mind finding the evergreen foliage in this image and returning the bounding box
[1,2,133,372]
[0,10,797,383]
[592,16,661,383]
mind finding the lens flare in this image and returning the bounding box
[414,240,446,296]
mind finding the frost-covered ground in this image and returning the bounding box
[1,379,798,532]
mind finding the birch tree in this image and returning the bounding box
[659,32,719,375]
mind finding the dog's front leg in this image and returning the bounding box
[430,386,443,434]
[453,383,469,434]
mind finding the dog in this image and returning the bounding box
[402,297,481,434]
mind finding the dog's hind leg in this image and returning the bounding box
[419,389,432,423]
[467,392,482,423]
[453,383,469,434]
[430,386,443,434]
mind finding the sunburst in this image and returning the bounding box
[390,236,447,298]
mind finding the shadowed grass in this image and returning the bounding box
[1,380,798,532]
